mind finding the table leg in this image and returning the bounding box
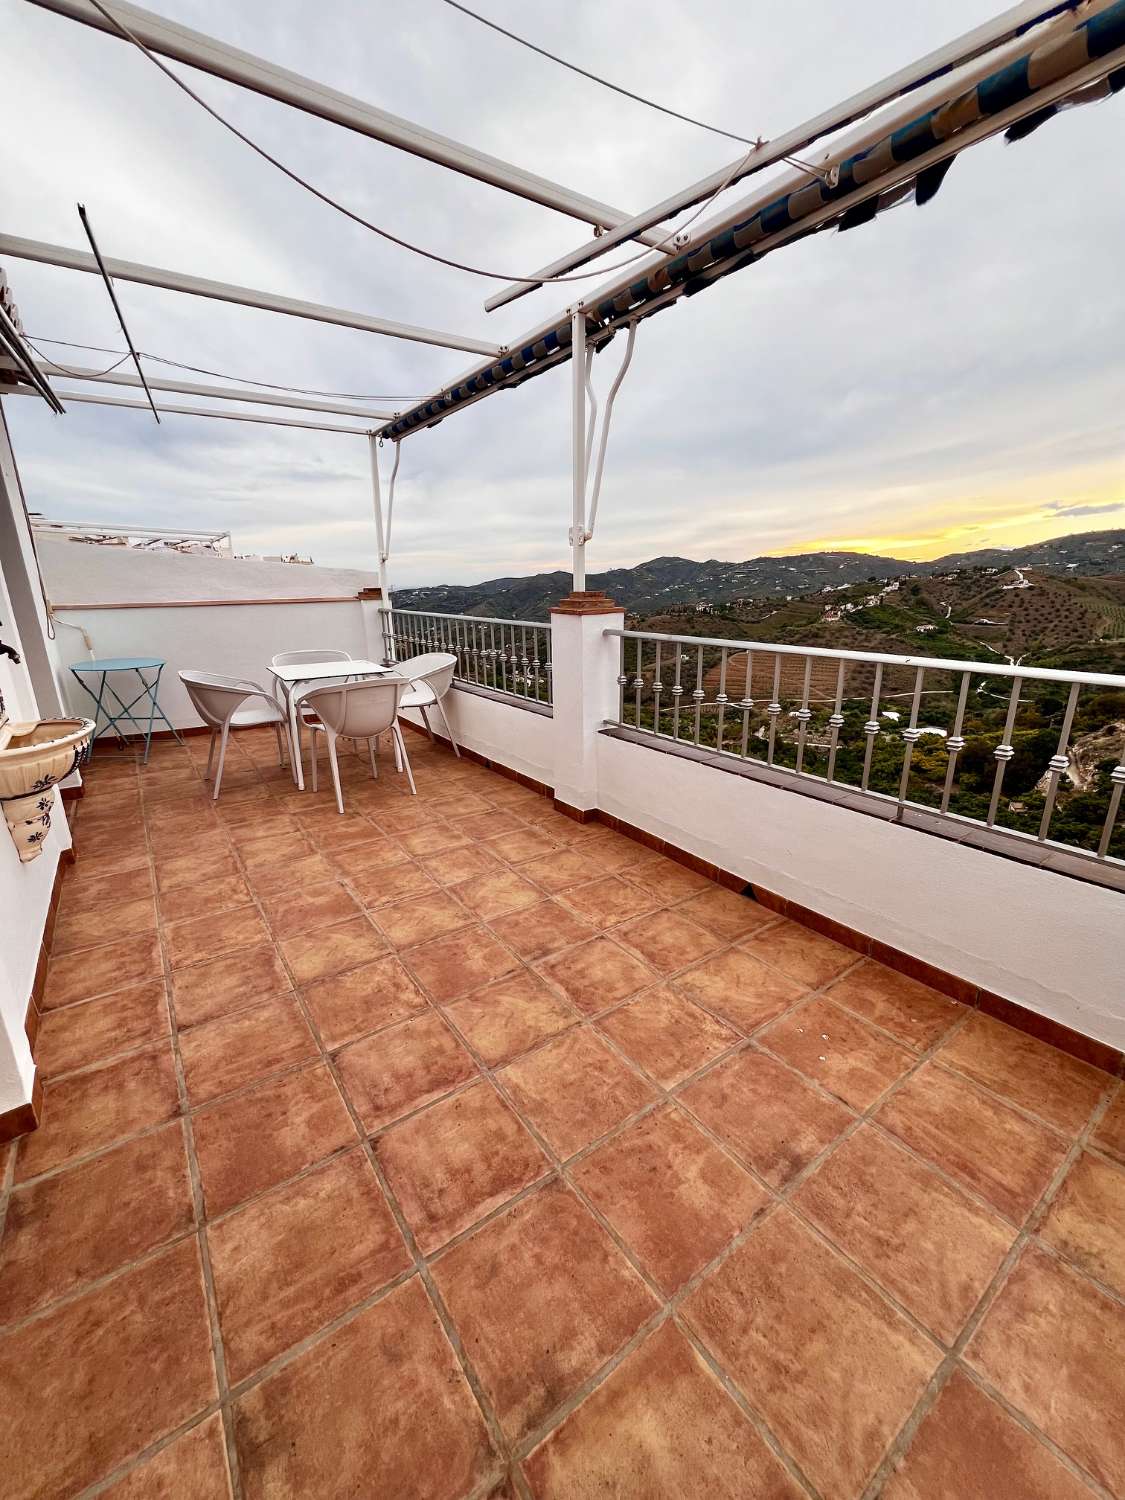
[288,687,305,791]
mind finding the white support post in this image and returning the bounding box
[367,434,394,662]
[570,309,587,592]
[549,594,624,815]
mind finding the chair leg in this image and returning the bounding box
[434,698,461,757]
[327,730,345,814]
[204,729,217,781]
[273,720,286,767]
[212,722,231,801]
[392,728,403,773]
[368,736,379,779]
[392,724,417,796]
[310,730,319,792]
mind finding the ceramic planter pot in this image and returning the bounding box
[0,717,94,863]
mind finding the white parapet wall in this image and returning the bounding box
[596,732,1125,1051]
[400,683,555,791]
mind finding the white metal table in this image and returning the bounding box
[271,658,392,791]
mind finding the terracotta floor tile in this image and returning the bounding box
[43,931,163,1009]
[496,900,595,960]
[597,987,739,1088]
[15,1043,180,1183]
[582,832,651,875]
[487,828,559,865]
[965,1243,1125,1495]
[373,890,475,948]
[52,895,158,955]
[278,915,387,984]
[938,1014,1109,1135]
[262,880,360,938]
[208,1149,409,1383]
[456,810,527,840]
[157,848,241,893]
[166,904,271,969]
[523,1320,803,1500]
[672,948,805,1035]
[884,1369,1097,1500]
[433,1181,656,1442]
[301,953,428,1051]
[328,834,412,875]
[741,918,857,988]
[398,823,474,858]
[60,863,154,916]
[102,1413,232,1499]
[179,996,317,1106]
[405,926,520,1002]
[626,855,712,901]
[452,868,542,921]
[446,970,576,1067]
[522,848,614,893]
[0,1124,193,1324]
[375,1081,547,1253]
[1039,1151,1125,1296]
[572,1106,771,1294]
[760,997,915,1110]
[158,872,253,924]
[673,884,775,941]
[337,1011,478,1131]
[236,830,314,869]
[682,1209,939,1499]
[793,1126,1015,1343]
[349,858,438,907]
[679,1046,854,1189]
[172,944,291,1029]
[0,1240,216,1500]
[36,978,170,1079]
[825,961,963,1051]
[1094,1083,1125,1163]
[876,1062,1069,1223]
[233,1278,495,1500]
[501,1027,657,1161]
[613,908,726,977]
[537,937,655,1017]
[299,811,380,848]
[194,1063,358,1217]
[557,876,658,931]
[418,843,501,886]
[247,851,334,893]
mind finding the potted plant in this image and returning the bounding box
[0,705,94,863]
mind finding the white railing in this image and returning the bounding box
[389,608,552,706]
[605,628,1125,867]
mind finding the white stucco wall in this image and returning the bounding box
[402,684,555,790]
[596,732,1125,1050]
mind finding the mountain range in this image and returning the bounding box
[394,528,1125,620]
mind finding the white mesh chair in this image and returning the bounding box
[270,648,353,782]
[393,652,460,757]
[302,675,415,813]
[179,670,291,801]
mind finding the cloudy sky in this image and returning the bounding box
[3,0,1124,586]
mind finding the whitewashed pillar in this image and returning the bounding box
[549,591,623,815]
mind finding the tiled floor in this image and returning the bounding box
[2,725,1124,1499]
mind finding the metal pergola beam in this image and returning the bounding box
[18,359,398,419]
[484,0,1085,310]
[0,232,500,356]
[22,0,670,248]
[3,384,371,434]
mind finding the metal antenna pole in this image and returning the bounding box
[570,308,586,591]
[76,204,160,424]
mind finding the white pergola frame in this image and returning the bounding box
[3,0,1123,611]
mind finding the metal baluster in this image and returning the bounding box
[860,662,884,792]
[1097,759,1125,858]
[692,646,705,746]
[633,639,644,729]
[940,673,972,815]
[672,646,683,741]
[825,661,846,783]
[986,676,1023,827]
[617,639,627,725]
[793,656,813,774]
[715,648,729,754]
[897,665,926,804]
[518,626,529,698]
[765,656,782,766]
[544,628,553,704]
[1038,682,1080,842]
[652,643,663,736]
[502,624,512,695]
[739,651,753,759]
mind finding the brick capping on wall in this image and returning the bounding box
[400,718,1124,1077]
[549,591,622,616]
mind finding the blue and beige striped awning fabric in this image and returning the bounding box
[381,0,1125,443]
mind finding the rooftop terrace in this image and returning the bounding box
[2,726,1123,1499]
